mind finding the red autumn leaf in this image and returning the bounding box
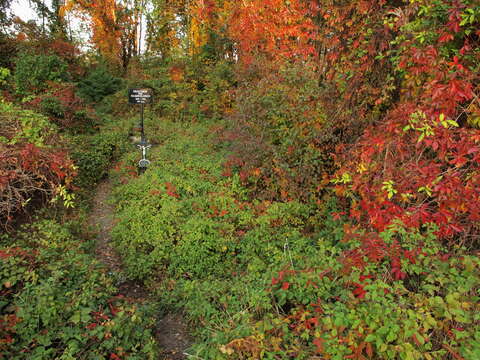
[306,317,319,329]
[352,283,367,298]
[438,32,454,43]
[86,322,98,330]
[366,342,373,358]
[313,337,324,353]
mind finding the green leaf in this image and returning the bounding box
[387,331,397,343]
[70,311,81,324]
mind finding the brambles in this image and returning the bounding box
[227,60,330,202]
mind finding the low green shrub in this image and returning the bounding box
[40,96,65,118]
[0,100,57,146]
[70,131,128,188]
[252,223,480,360]
[0,219,157,359]
[77,67,122,103]
[14,52,69,95]
[110,120,480,359]
[0,67,10,87]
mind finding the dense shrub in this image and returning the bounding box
[77,67,122,103]
[0,67,9,87]
[14,52,69,95]
[40,96,65,118]
[137,58,234,122]
[190,59,235,120]
[0,35,17,70]
[225,60,330,202]
[110,120,480,359]
[70,130,128,189]
[0,100,75,226]
[227,222,480,360]
[0,219,157,359]
[28,83,95,132]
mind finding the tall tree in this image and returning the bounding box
[0,0,13,33]
[145,0,186,58]
[29,0,68,36]
[64,0,140,69]
[226,0,319,65]
[191,0,235,60]
[144,0,235,60]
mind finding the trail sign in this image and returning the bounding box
[128,88,153,173]
[128,88,153,104]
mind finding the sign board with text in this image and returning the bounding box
[128,88,153,104]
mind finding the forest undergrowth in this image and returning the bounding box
[1,0,480,359]
[108,116,479,360]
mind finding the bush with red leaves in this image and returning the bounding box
[0,101,75,228]
[27,83,97,131]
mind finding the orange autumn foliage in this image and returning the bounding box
[63,0,133,66]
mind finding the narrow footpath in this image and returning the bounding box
[89,179,192,360]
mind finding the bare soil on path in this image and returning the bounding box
[88,179,192,360]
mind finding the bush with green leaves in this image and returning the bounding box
[0,67,10,87]
[14,52,69,95]
[77,67,122,103]
[40,96,65,119]
[0,219,157,359]
[0,99,57,146]
[70,130,128,188]
[110,119,480,359]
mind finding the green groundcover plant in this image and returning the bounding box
[0,219,157,360]
[110,119,480,359]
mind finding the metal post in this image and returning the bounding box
[140,103,145,143]
[129,88,152,174]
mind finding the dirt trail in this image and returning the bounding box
[89,179,192,360]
